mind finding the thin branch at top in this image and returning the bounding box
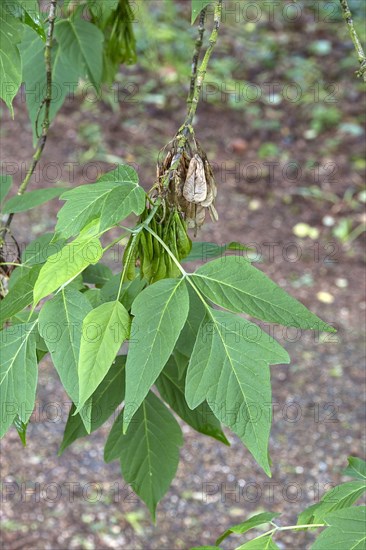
[163,0,223,188]
[1,0,58,240]
[339,0,366,81]
[184,0,223,129]
[187,7,207,109]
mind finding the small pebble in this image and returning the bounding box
[316,291,334,304]
[335,278,348,288]
[248,199,261,211]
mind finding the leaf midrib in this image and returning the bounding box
[193,271,300,319]
[0,322,37,387]
[65,19,95,87]
[133,280,185,397]
[61,289,79,381]
[187,277,267,468]
[195,310,265,466]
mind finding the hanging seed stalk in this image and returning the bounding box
[123,1,223,282]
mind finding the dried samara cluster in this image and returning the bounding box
[122,133,219,284]
[155,134,218,233]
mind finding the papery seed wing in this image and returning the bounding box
[185,203,196,228]
[192,155,207,203]
[209,203,219,222]
[195,204,206,227]
[204,159,217,198]
[200,185,214,207]
[183,157,198,202]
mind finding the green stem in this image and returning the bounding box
[275,523,325,531]
[187,7,207,108]
[144,225,186,276]
[117,224,134,233]
[163,0,223,188]
[238,521,325,545]
[184,0,222,129]
[0,0,58,240]
[140,200,161,227]
[339,0,366,81]
[102,233,129,253]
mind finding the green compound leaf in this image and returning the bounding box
[124,278,189,433]
[342,457,366,481]
[190,256,334,331]
[298,481,366,525]
[55,165,144,239]
[311,506,366,550]
[216,511,281,545]
[2,187,65,213]
[156,356,229,446]
[185,308,290,475]
[77,301,130,410]
[55,17,104,89]
[59,356,126,453]
[39,288,92,404]
[33,221,103,305]
[104,392,183,520]
[0,9,23,116]
[0,322,38,437]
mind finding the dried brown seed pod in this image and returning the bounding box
[183,154,207,203]
[204,159,217,197]
[153,134,219,232]
[208,203,219,222]
[200,184,213,207]
[195,204,206,227]
[185,202,196,228]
